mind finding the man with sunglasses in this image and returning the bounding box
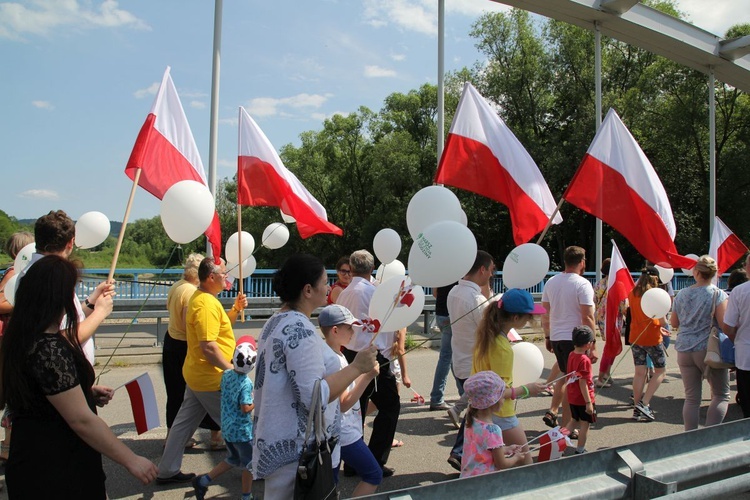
[157,257,247,484]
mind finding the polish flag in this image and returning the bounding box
[709,216,748,278]
[123,373,160,435]
[537,427,568,462]
[563,109,695,270]
[237,107,343,238]
[604,241,635,361]
[125,67,222,258]
[434,82,561,245]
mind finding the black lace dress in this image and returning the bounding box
[5,334,106,499]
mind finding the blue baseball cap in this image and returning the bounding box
[498,288,546,315]
[318,304,362,327]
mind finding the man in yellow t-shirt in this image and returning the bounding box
[157,257,247,484]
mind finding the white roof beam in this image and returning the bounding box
[599,0,638,15]
[720,36,750,61]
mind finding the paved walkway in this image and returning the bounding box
[1,321,743,499]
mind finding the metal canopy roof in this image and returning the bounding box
[490,0,750,92]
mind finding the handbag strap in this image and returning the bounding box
[302,379,324,449]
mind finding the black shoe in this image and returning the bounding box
[447,453,461,471]
[156,471,196,484]
[429,402,452,411]
[381,466,395,478]
[343,464,357,477]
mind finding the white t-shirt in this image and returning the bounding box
[321,344,363,450]
[338,276,395,358]
[723,281,750,371]
[17,253,95,365]
[448,279,490,380]
[541,272,595,342]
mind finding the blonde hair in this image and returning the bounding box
[5,232,34,259]
[474,305,530,368]
[633,272,658,297]
[694,255,718,280]
[183,253,203,281]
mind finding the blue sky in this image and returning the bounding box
[2,0,748,223]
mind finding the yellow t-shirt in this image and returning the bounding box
[183,290,236,392]
[472,334,514,418]
[166,279,197,341]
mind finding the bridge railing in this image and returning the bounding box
[79,268,723,301]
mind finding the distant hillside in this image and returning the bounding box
[18,219,123,237]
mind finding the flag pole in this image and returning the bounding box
[535,198,565,245]
[108,169,142,281]
[237,203,245,322]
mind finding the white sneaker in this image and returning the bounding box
[635,401,655,421]
[447,406,461,429]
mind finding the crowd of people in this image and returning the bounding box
[1,216,748,497]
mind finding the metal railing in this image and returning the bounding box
[79,269,723,301]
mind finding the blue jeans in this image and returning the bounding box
[449,378,467,457]
[430,316,457,405]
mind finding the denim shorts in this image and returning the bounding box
[632,343,666,368]
[491,415,520,431]
[225,441,253,469]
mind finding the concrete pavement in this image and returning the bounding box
[0,324,744,499]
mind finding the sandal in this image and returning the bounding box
[543,411,558,428]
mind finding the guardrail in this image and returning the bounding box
[80,269,722,301]
[360,418,750,499]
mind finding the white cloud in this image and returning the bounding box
[676,0,750,36]
[391,53,406,62]
[19,189,59,200]
[364,65,396,78]
[361,0,507,36]
[0,0,149,40]
[217,158,234,170]
[134,82,159,99]
[311,111,351,121]
[32,100,54,110]
[246,93,332,117]
[189,100,206,109]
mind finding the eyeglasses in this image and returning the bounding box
[338,269,352,275]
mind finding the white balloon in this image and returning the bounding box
[681,254,699,276]
[4,274,18,306]
[227,256,257,280]
[511,341,545,386]
[280,209,296,224]
[226,231,255,264]
[262,222,290,250]
[75,211,111,249]
[376,260,406,284]
[373,228,401,265]
[160,181,216,244]
[406,186,463,239]
[641,287,672,318]
[654,265,674,285]
[369,275,426,332]
[14,243,35,275]
[502,243,550,290]
[407,220,477,287]
[459,209,468,226]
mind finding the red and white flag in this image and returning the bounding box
[604,241,634,361]
[237,107,343,238]
[125,67,222,258]
[563,109,695,270]
[709,216,748,278]
[434,82,561,245]
[537,427,568,462]
[123,373,160,435]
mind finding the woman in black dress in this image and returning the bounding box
[0,255,157,498]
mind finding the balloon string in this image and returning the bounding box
[96,244,179,384]
[370,280,407,347]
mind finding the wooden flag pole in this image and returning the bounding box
[108,169,142,281]
[237,203,245,322]
[535,198,566,245]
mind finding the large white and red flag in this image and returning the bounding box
[125,67,222,258]
[604,241,635,361]
[434,82,561,245]
[237,107,343,238]
[709,216,748,278]
[123,373,160,435]
[563,108,694,270]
